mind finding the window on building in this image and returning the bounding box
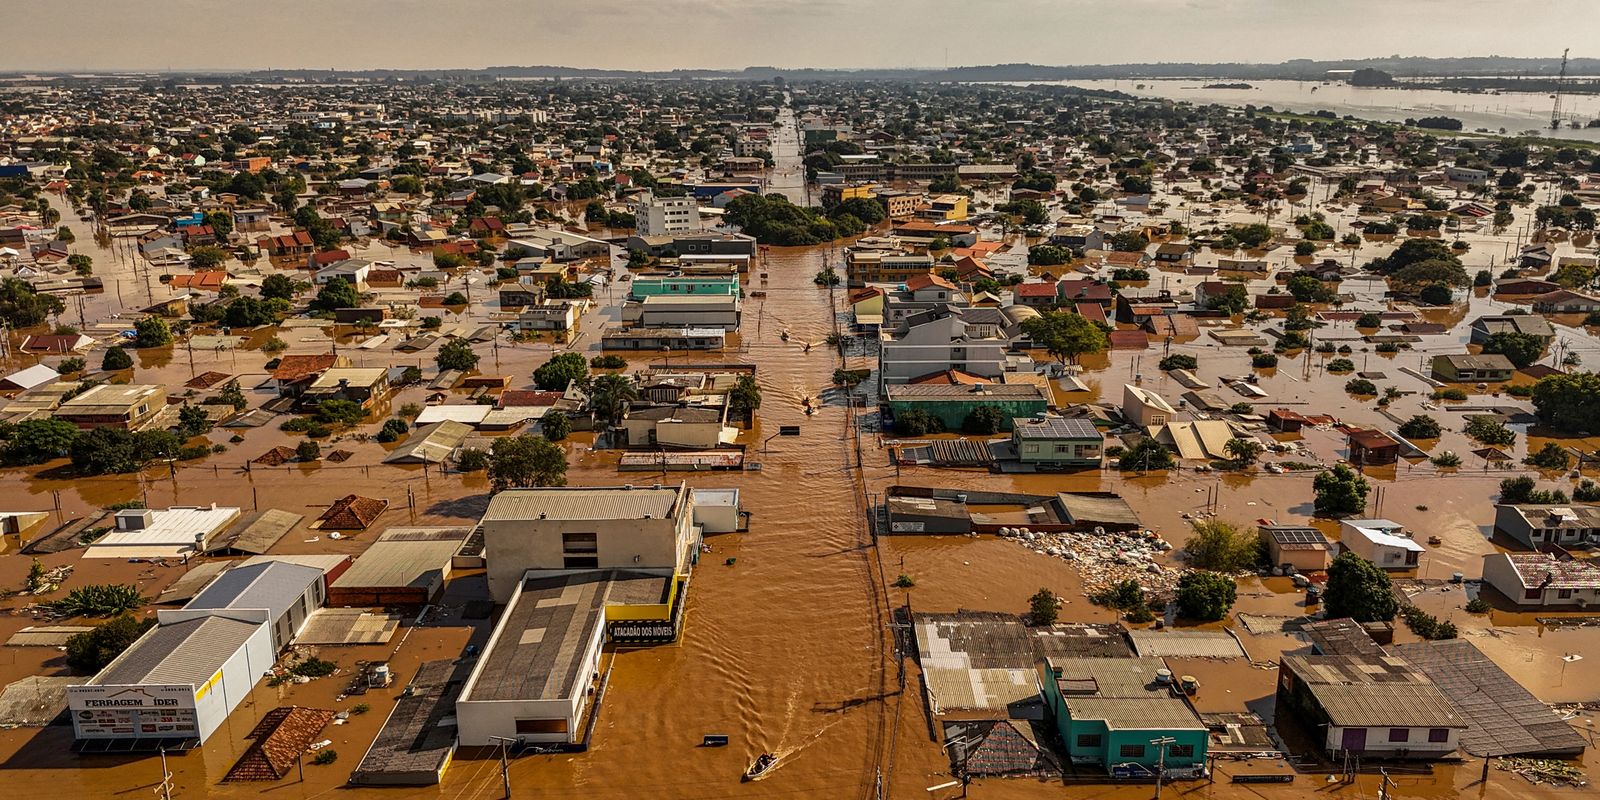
[1054,444,1073,454]
[563,556,599,569]
[1076,734,1102,748]
[1559,589,1573,599]
[1119,744,1145,758]
[1428,728,1450,743]
[1169,744,1194,758]
[515,718,569,735]
[1525,588,1542,600]
[563,532,598,554]
[1388,728,1409,743]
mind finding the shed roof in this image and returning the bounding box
[186,561,323,619]
[93,615,262,688]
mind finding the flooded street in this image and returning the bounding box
[0,105,1594,800]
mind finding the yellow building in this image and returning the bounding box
[823,182,878,207]
[919,194,969,221]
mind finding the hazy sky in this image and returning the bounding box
[10,0,1597,72]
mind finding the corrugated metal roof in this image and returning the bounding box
[331,528,468,590]
[482,484,683,522]
[382,420,472,464]
[186,561,322,619]
[93,616,261,688]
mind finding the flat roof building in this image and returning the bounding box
[83,505,243,560]
[328,527,469,607]
[456,571,667,746]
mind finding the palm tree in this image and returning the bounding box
[588,373,637,427]
[1225,437,1263,468]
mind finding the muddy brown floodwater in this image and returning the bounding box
[0,193,1595,797]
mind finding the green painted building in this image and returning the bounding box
[628,275,740,300]
[1011,415,1104,468]
[1040,657,1208,779]
[884,383,1050,432]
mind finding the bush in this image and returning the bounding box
[1525,441,1571,470]
[101,346,133,371]
[1326,358,1355,373]
[1498,475,1568,504]
[1185,520,1262,572]
[1313,464,1370,516]
[1159,354,1198,371]
[315,400,365,426]
[1464,416,1515,447]
[1028,588,1060,625]
[57,357,85,374]
[590,354,626,369]
[48,584,146,616]
[1432,387,1468,401]
[533,352,588,391]
[1465,597,1491,614]
[1175,571,1236,621]
[176,444,210,461]
[1089,579,1146,611]
[435,338,479,372]
[894,409,944,436]
[1118,437,1174,471]
[541,411,571,441]
[1397,415,1442,439]
[1402,606,1458,640]
[313,750,338,765]
[1252,353,1279,368]
[65,614,155,673]
[961,406,1006,435]
[443,291,468,306]
[296,440,320,461]
[1419,283,1454,305]
[1430,450,1462,468]
[292,657,338,678]
[1356,312,1383,328]
[456,447,489,471]
[1575,479,1600,502]
[1344,378,1377,395]
[375,418,409,443]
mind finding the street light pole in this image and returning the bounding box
[488,736,515,798]
[1150,736,1176,800]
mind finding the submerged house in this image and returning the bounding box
[1039,657,1208,779]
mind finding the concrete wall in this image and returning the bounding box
[483,512,694,604]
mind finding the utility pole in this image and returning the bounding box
[158,745,174,800]
[1150,736,1176,800]
[488,735,514,798]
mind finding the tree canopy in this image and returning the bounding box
[1176,571,1236,621]
[1323,552,1398,623]
[487,434,568,492]
[1019,311,1107,364]
[1531,372,1600,434]
[533,352,588,391]
[1313,464,1370,516]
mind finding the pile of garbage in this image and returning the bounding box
[996,526,1179,597]
[20,564,72,596]
[1496,757,1588,787]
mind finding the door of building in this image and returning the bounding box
[1341,727,1367,753]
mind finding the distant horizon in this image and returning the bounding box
[7,0,1596,74]
[4,54,1596,78]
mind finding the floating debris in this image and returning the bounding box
[1496,757,1587,787]
[996,527,1179,597]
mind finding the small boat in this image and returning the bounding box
[743,753,779,782]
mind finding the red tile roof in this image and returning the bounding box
[316,495,388,530]
[272,354,340,382]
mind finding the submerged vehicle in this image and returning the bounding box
[743,752,779,782]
